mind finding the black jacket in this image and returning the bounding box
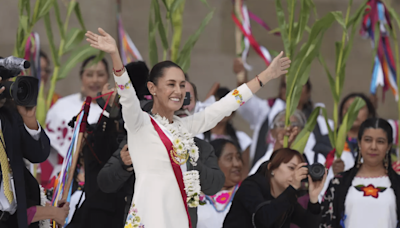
[223,164,321,228]
[0,107,50,228]
[97,135,225,228]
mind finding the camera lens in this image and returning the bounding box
[309,163,325,181]
[16,80,30,102]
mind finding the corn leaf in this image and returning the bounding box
[20,15,29,35]
[53,0,65,39]
[64,0,77,31]
[336,97,366,157]
[335,41,341,73]
[275,0,290,56]
[318,55,338,103]
[18,0,25,16]
[74,3,86,31]
[44,13,60,67]
[176,9,214,72]
[295,0,311,45]
[331,11,347,32]
[291,107,321,153]
[149,4,159,67]
[37,0,54,20]
[58,46,99,80]
[63,28,85,54]
[161,0,169,10]
[170,0,185,62]
[153,0,169,51]
[387,4,400,30]
[170,0,186,15]
[32,0,42,24]
[92,51,106,66]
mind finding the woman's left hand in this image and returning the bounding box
[86,28,118,54]
[260,51,291,82]
[308,169,328,203]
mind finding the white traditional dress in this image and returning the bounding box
[115,71,253,228]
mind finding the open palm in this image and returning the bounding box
[86,28,117,54]
[266,51,291,80]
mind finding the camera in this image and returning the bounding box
[306,163,325,181]
[0,56,38,107]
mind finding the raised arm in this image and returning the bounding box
[182,52,290,135]
[86,28,146,132]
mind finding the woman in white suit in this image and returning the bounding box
[85,28,291,228]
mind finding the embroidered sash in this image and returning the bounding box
[150,116,192,228]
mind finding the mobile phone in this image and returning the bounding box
[183,92,190,106]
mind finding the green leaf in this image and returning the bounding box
[269,27,281,34]
[170,0,185,61]
[53,0,65,39]
[58,46,99,80]
[318,55,338,102]
[336,97,366,157]
[269,50,280,57]
[19,15,29,35]
[63,28,85,54]
[37,0,54,20]
[387,3,400,31]
[170,0,186,15]
[295,0,311,45]
[153,0,169,51]
[331,11,347,32]
[74,3,86,31]
[149,4,159,67]
[335,41,341,73]
[292,107,321,153]
[32,0,42,24]
[64,0,77,31]
[44,13,60,67]
[275,0,290,57]
[338,64,346,98]
[160,0,169,10]
[176,9,214,72]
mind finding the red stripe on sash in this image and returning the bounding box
[150,117,192,228]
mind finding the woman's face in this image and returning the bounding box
[81,61,109,98]
[342,97,369,129]
[270,155,301,190]
[359,128,391,167]
[218,143,243,187]
[150,67,186,112]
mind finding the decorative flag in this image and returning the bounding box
[361,0,397,100]
[117,14,143,65]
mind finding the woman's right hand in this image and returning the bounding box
[291,162,308,190]
[53,202,70,226]
[86,28,118,54]
[332,158,345,175]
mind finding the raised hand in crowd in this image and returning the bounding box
[273,126,299,151]
[120,144,132,166]
[332,158,345,175]
[308,169,327,203]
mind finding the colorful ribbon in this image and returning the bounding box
[361,0,397,100]
[117,14,143,65]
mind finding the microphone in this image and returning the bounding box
[0,56,31,71]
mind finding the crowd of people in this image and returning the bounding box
[0,26,399,228]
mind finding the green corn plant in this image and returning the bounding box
[383,0,400,161]
[148,0,214,72]
[316,0,368,157]
[14,0,54,58]
[36,0,104,126]
[275,0,347,147]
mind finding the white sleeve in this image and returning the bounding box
[236,131,252,152]
[181,84,253,136]
[236,94,270,129]
[114,71,148,133]
[24,121,41,140]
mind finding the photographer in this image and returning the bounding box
[0,57,54,227]
[97,80,225,228]
[223,148,327,228]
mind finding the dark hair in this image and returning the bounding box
[204,87,239,147]
[39,50,49,64]
[265,148,305,181]
[126,61,150,100]
[148,60,183,85]
[184,73,189,81]
[210,138,241,160]
[339,93,376,124]
[189,81,198,102]
[358,117,393,145]
[79,55,110,78]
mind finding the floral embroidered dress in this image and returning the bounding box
[114,71,253,228]
[197,184,240,228]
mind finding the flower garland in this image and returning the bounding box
[39,185,51,228]
[153,114,201,207]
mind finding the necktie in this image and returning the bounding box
[0,129,13,204]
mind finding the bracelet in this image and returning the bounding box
[113,66,125,73]
[256,75,264,87]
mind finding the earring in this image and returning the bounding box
[356,151,362,168]
[271,171,274,176]
[153,93,156,96]
[384,151,389,174]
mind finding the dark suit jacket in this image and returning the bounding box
[0,107,50,228]
[97,135,225,228]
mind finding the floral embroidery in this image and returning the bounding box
[354,184,387,198]
[118,80,132,90]
[232,90,245,106]
[125,204,145,228]
[216,192,230,204]
[203,184,240,213]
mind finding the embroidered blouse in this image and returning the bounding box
[344,176,396,228]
